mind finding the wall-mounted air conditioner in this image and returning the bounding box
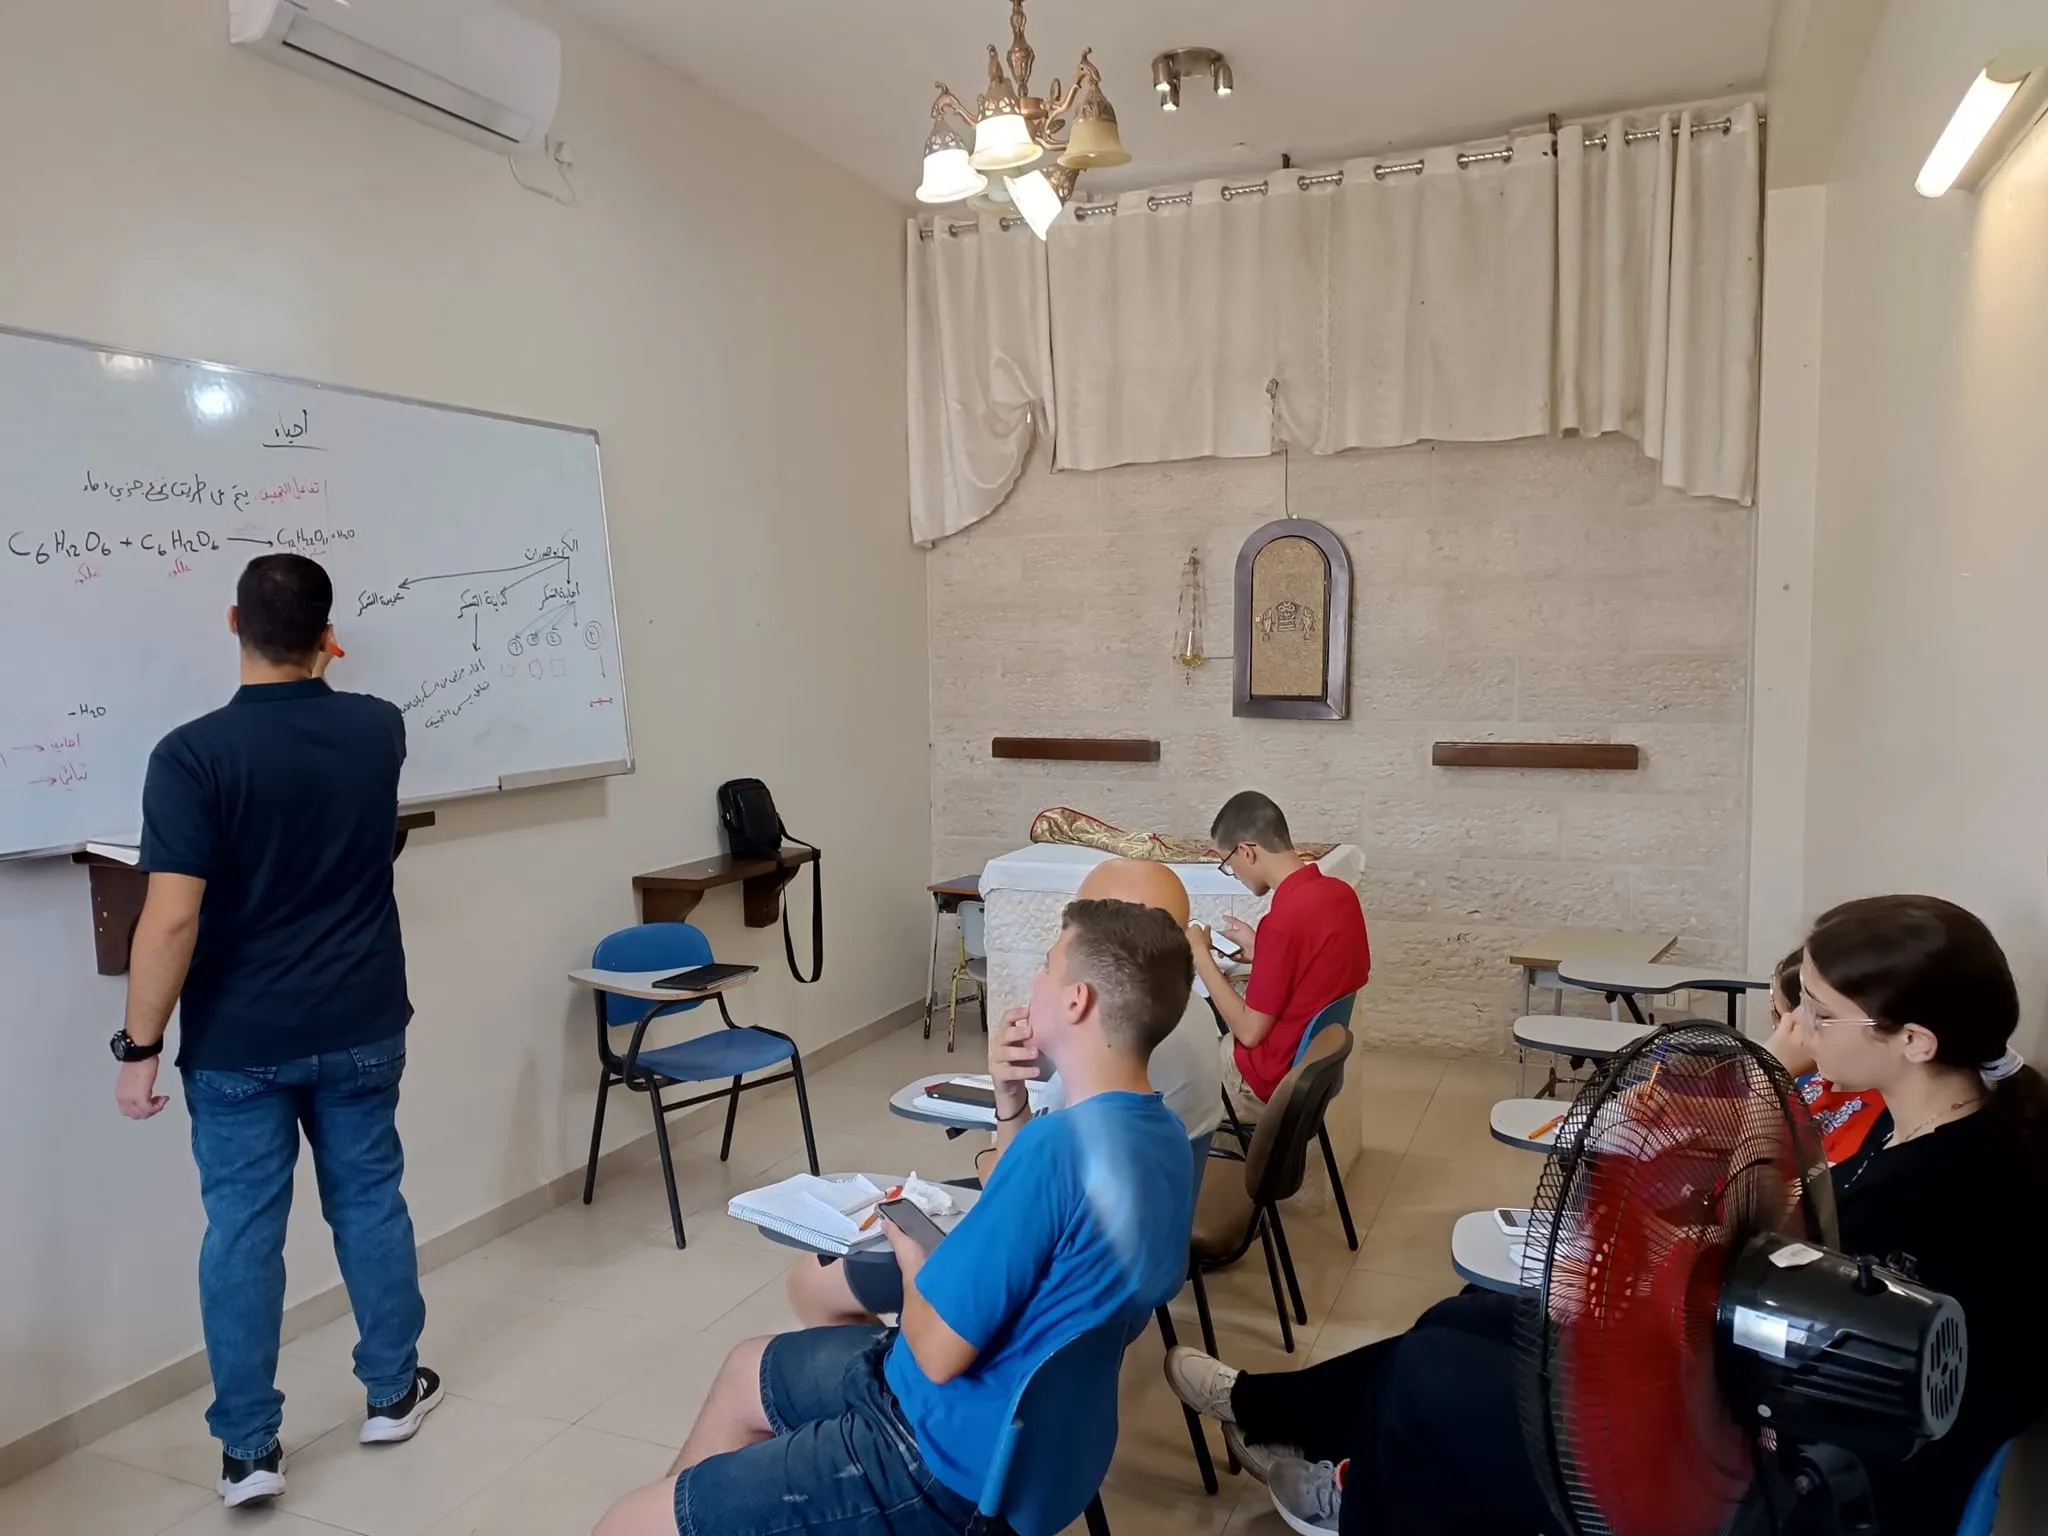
[230,0,561,152]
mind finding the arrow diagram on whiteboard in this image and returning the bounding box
[398,555,563,591]
[472,609,480,653]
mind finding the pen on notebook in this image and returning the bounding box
[858,1185,904,1231]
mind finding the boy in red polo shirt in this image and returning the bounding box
[1189,792,1370,1120]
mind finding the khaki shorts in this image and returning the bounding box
[1218,1033,1268,1125]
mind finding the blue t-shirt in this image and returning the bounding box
[139,679,411,1070]
[883,1090,1195,1500]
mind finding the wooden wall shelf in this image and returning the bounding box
[76,811,438,977]
[634,845,818,928]
[1431,741,1641,771]
[991,737,1161,764]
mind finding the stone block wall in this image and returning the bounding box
[926,435,1753,1056]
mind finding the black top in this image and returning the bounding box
[1829,1108,2048,1534]
[139,680,411,1070]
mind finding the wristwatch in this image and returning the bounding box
[109,1030,164,1062]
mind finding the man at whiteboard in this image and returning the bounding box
[110,553,440,1509]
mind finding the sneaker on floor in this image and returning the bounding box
[1163,1345,1239,1423]
[1223,1422,1306,1486]
[360,1367,443,1445]
[1269,1457,1344,1536]
[219,1447,284,1508]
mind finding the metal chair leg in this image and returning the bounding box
[1318,1124,1359,1250]
[1268,1204,1309,1326]
[789,1052,822,1175]
[1257,1217,1294,1353]
[648,1081,686,1250]
[923,898,942,1039]
[1083,1495,1111,1536]
[1157,1304,1219,1495]
[718,1075,743,1162]
[581,1073,612,1205]
[1187,1268,1236,1474]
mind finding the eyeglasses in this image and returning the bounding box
[1216,842,1246,876]
[1803,1008,1881,1032]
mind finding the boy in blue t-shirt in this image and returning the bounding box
[595,898,1199,1536]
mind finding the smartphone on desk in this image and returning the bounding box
[877,1198,946,1253]
[925,1081,997,1110]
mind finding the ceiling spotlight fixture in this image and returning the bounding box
[1148,47,1235,113]
[916,1,1128,237]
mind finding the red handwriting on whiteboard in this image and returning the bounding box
[588,697,615,708]
[259,478,325,504]
[170,557,193,577]
[74,561,102,585]
[34,762,90,789]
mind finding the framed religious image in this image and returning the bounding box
[1232,519,1351,720]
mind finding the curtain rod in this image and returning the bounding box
[918,111,1759,238]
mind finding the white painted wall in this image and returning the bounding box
[1802,0,2048,1054]
[1744,184,1825,975]
[0,0,924,1452]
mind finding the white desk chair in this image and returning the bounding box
[1512,1013,1656,1098]
[1554,957,1768,1033]
[1450,1210,1533,1295]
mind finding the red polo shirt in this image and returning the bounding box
[1238,865,1370,1100]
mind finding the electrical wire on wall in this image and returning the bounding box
[508,136,577,205]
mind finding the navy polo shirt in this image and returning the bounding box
[139,679,412,1070]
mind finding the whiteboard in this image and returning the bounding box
[0,325,631,859]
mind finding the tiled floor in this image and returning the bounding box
[4,1025,1540,1536]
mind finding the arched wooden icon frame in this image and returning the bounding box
[1232,519,1351,720]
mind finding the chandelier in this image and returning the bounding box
[915,0,1129,239]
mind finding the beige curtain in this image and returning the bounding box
[1304,132,1556,452]
[1557,101,1762,502]
[905,215,1056,547]
[1045,181,1301,471]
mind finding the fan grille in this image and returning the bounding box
[1515,1022,1833,1536]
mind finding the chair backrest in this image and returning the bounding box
[1244,1026,1353,1204]
[590,923,714,1026]
[1956,1439,2014,1536]
[977,1319,1129,1536]
[960,899,987,959]
[1290,992,1358,1069]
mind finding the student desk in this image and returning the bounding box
[1450,1210,1532,1295]
[1508,928,1677,1017]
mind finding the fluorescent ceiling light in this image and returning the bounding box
[1917,68,2025,197]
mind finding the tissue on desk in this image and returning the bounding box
[897,1175,961,1221]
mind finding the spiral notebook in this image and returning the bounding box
[727,1173,889,1254]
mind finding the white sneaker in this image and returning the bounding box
[1224,1423,1307,1485]
[218,1448,285,1508]
[361,1367,443,1445]
[1164,1345,1240,1423]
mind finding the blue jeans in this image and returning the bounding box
[184,1034,425,1460]
[673,1326,977,1536]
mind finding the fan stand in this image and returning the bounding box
[1744,1441,1878,1536]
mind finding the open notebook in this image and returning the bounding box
[727,1173,891,1255]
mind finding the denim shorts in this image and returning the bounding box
[672,1326,976,1536]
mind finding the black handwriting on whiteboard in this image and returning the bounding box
[263,408,327,452]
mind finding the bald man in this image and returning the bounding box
[785,858,1221,1327]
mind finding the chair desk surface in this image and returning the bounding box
[1450,1210,1530,1295]
[1512,1014,1654,1058]
[1507,929,1676,972]
[1490,1098,1568,1152]
[890,1076,1002,1130]
[567,966,756,1003]
[744,1176,982,1255]
[1554,957,1767,995]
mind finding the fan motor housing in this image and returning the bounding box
[1716,1232,1966,1460]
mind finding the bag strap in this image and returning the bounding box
[779,830,823,984]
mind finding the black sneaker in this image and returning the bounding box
[218,1447,285,1507]
[360,1367,444,1445]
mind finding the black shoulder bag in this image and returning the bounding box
[716,778,823,984]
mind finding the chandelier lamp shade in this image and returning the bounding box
[916,0,1130,238]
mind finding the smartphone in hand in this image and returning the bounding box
[878,1198,946,1252]
[1209,932,1243,961]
